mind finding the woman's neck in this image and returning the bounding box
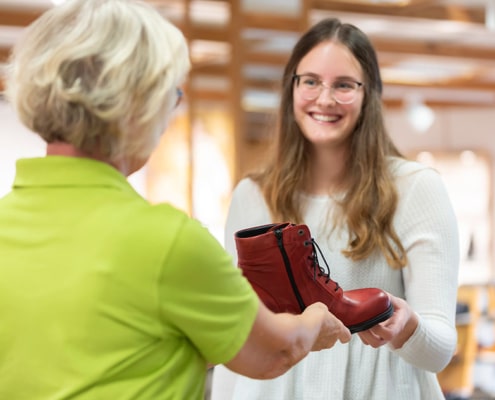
[46,142,93,158]
[304,146,349,195]
[46,142,128,175]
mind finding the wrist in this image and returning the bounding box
[391,312,419,349]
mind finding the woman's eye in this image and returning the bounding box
[335,81,354,90]
[303,78,319,87]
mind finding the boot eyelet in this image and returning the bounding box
[298,229,304,236]
[303,240,311,246]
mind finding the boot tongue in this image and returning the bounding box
[313,265,341,292]
[309,239,344,295]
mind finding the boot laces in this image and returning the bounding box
[305,238,340,292]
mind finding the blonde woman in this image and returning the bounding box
[0,2,351,399]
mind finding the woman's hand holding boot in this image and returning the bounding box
[357,294,419,349]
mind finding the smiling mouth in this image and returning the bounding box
[311,113,341,123]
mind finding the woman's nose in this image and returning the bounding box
[316,86,337,105]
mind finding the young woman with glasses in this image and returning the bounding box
[211,17,459,400]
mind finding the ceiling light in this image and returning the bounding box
[404,93,435,134]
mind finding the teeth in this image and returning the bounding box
[313,113,339,122]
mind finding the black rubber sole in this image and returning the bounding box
[347,303,394,334]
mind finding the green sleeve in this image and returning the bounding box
[159,217,259,364]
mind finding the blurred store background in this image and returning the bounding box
[2,1,495,399]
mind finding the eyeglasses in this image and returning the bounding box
[175,87,184,108]
[293,74,363,104]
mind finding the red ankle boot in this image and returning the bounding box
[235,222,393,333]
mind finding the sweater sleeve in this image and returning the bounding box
[390,165,460,372]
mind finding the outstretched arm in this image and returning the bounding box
[225,300,351,379]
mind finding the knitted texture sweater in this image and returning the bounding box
[211,158,460,400]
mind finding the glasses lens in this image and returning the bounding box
[295,75,361,104]
[295,75,319,101]
[333,91,356,104]
[301,87,319,101]
[333,82,359,104]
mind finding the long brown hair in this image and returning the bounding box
[251,18,407,269]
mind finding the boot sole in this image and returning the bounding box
[347,303,394,334]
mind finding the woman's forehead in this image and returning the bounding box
[297,41,363,80]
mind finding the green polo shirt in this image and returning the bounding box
[0,156,258,400]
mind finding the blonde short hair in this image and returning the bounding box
[4,0,190,162]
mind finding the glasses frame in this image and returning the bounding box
[175,87,184,108]
[292,74,363,104]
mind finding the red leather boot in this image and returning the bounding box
[235,222,393,333]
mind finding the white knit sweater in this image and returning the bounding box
[211,158,460,400]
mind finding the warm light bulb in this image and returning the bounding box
[404,93,435,134]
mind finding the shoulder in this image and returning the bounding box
[230,177,267,212]
[226,177,272,248]
[389,156,432,177]
[135,202,189,228]
[231,178,266,209]
[112,198,194,244]
[388,157,454,217]
[144,204,221,247]
[114,202,192,256]
[233,177,263,196]
[388,157,444,189]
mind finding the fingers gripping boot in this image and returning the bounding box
[235,222,394,333]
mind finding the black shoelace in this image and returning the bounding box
[305,238,340,292]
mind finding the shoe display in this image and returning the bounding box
[235,222,394,333]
